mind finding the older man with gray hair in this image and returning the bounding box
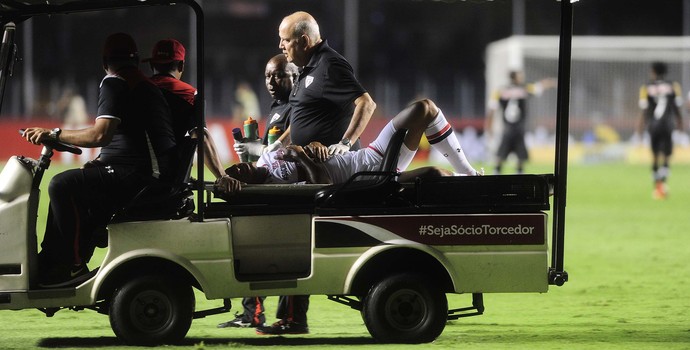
[274,11,376,156]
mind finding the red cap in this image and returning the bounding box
[102,32,138,59]
[143,39,186,64]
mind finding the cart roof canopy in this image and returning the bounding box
[0,0,183,23]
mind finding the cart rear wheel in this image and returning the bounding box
[362,273,447,343]
[109,275,194,345]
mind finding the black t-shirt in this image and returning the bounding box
[96,67,176,178]
[288,40,366,147]
[262,99,291,145]
[496,84,530,133]
[151,73,199,143]
[640,79,680,132]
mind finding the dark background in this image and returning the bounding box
[2,0,688,121]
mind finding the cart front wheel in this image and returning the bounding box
[109,274,194,345]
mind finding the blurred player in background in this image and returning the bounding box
[637,61,683,200]
[485,71,556,174]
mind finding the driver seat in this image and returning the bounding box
[110,137,196,223]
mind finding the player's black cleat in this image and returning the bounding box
[217,313,264,328]
[255,319,309,335]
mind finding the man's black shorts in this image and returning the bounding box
[649,127,673,156]
[497,129,528,161]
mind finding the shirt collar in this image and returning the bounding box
[304,40,328,70]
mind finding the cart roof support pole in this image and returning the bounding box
[183,0,205,222]
[549,0,574,286]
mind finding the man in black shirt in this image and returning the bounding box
[233,54,299,159]
[485,71,555,174]
[23,33,176,288]
[276,11,376,156]
[252,11,376,336]
[219,54,299,329]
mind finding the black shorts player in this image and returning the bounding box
[637,61,683,199]
[486,71,555,174]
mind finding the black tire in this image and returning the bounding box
[362,273,447,343]
[109,275,194,345]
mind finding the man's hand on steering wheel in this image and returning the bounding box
[22,127,53,145]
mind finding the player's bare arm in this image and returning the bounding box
[279,144,332,184]
[305,141,329,162]
[189,128,225,179]
[214,174,242,196]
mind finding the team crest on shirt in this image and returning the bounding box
[305,75,314,88]
[270,112,281,123]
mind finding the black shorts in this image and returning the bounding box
[649,127,673,156]
[497,130,528,161]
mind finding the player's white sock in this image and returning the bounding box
[658,166,669,181]
[425,109,477,175]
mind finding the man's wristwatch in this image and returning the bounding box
[49,128,62,141]
[340,137,351,148]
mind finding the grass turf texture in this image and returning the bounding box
[1,161,689,349]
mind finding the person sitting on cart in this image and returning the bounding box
[145,38,228,187]
[22,33,176,288]
[216,98,481,194]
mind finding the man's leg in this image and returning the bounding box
[38,168,103,286]
[494,160,503,175]
[656,130,673,198]
[494,134,511,175]
[44,169,94,268]
[399,167,452,182]
[245,296,267,326]
[217,296,266,328]
[389,99,477,175]
[275,295,309,324]
[256,295,309,335]
[649,130,670,199]
[515,135,529,174]
[40,165,146,287]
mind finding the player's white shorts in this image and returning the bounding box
[324,120,416,183]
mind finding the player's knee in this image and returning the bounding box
[413,98,439,121]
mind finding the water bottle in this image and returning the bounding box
[243,117,259,140]
[232,127,248,162]
[267,126,282,145]
[243,117,260,161]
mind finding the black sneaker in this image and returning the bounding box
[255,319,309,335]
[38,263,90,288]
[217,313,263,328]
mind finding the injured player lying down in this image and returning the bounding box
[217,98,482,195]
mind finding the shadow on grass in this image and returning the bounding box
[38,336,378,347]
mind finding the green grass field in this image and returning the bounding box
[1,161,689,349]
